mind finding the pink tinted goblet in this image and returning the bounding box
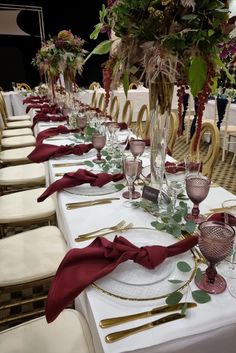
[92,134,106,163]
[129,139,145,159]
[185,175,210,224]
[195,221,235,294]
[76,115,87,134]
[122,157,141,206]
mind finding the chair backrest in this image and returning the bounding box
[136,104,150,139]
[90,91,97,108]
[122,100,133,126]
[189,121,220,178]
[98,93,106,112]
[89,81,101,90]
[109,95,120,122]
[129,82,138,89]
[167,111,178,154]
[0,91,8,125]
[16,83,31,91]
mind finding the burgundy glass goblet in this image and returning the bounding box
[185,175,210,224]
[92,134,106,163]
[129,139,145,159]
[76,115,87,135]
[195,220,235,294]
[122,157,141,206]
[123,159,142,200]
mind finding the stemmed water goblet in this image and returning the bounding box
[185,175,211,223]
[122,157,141,207]
[165,162,186,210]
[76,115,87,135]
[106,122,119,150]
[195,220,235,294]
[129,139,146,159]
[92,133,106,163]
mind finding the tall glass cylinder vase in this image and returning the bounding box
[149,77,174,205]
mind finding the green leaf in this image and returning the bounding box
[208,29,215,37]
[180,302,188,315]
[177,261,192,272]
[151,221,166,231]
[167,223,182,237]
[90,23,103,40]
[165,291,183,305]
[188,56,207,97]
[114,183,126,191]
[83,161,94,168]
[195,268,204,283]
[182,14,198,20]
[182,221,196,234]
[168,279,183,284]
[84,40,112,63]
[173,213,182,222]
[192,290,211,304]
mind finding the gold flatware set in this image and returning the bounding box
[101,302,197,343]
[53,162,85,167]
[66,197,120,210]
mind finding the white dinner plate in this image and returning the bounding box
[93,227,196,300]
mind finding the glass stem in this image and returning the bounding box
[206,263,217,284]
[128,181,133,202]
[192,203,200,218]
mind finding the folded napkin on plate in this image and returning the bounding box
[38,169,124,201]
[32,113,67,128]
[36,126,80,144]
[26,103,50,113]
[207,212,236,226]
[23,96,49,104]
[165,161,186,173]
[45,234,198,323]
[117,122,128,130]
[27,143,93,163]
[36,106,61,115]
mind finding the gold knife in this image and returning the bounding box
[66,197,120,207]
[100,302,196,328]
[105,313,186,343]
[66,200,112,210]
[53,162,85,167]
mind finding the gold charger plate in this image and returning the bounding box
[93,227,197,301]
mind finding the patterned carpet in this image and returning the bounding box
[172,135,236,195]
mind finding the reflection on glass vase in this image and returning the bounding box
[149,76,174,206]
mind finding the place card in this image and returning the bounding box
[142,185,159,203]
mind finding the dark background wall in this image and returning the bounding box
[0,0,108,90]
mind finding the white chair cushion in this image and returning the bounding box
[0,146,34,162]
[1,135,36,148]
[6,120,32,128]
[2,128,33,137]
[7,114,31,121]
[0,309,95,353]
[0,226,67,285]
[0,163,45,185]
[0,187,56,223]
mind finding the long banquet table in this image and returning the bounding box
[30,109,236,353]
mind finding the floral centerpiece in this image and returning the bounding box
[32,30,87,93]
[89,0,233,195]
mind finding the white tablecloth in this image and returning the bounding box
[32,117,236,353]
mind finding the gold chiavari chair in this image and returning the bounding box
[90,91,97,108]
[16,82,31,91]
[189,121,220,179]
[129,82,138,89]
[122,100,133,127]
[109,95,120,122]
[98,93,106,112]
[89,81,101,90]
[136,104,150,139]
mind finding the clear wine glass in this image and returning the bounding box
[129,139,145,159]
[122,157,141,207]
[184,154,202,177]
[165,162,186,210]
[92,134,106,163]
[195,220,235,294]
[185,175,211,223]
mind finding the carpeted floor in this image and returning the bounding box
[172,135,236,195]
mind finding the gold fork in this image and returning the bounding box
[180,233,206,264]
[76,220,126,238]
[74,223,134,242]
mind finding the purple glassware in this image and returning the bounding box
[122,157,141,205]
[92,134,106,163]
[195,220,235,294]
[76,115,87,134]
[185,175,210,224]
[129,139,145,159]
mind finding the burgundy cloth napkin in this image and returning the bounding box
[165,161,186,173]
[32,113,67,128]
[35,106,61,115]
[26,103,50,113]
[118,122,128,130]
[207,212,236,226]
[23,96,48,104]
[36,126,80,144]
[27,143,93,163]
[38,169,124,201]
[45,234,198,323]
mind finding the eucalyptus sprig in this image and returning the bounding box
[133,199,196,237]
